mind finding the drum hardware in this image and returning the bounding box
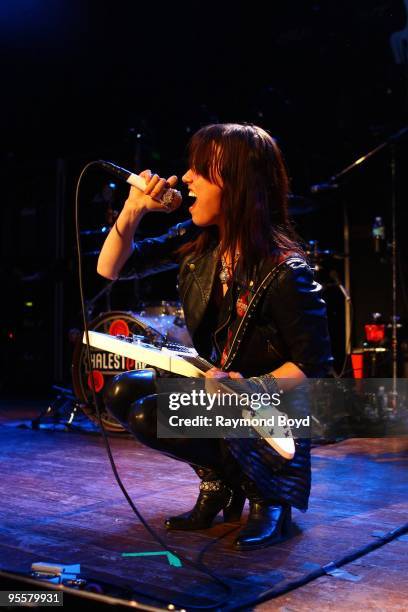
[80,181,119,254]
[350,312,403,379]
[80,225,112,258]
[309,125,407,384]
[306,240,345,262]
[134,301,193,347]
[351,347,390,379]
[84,279,116,319]
[306,240,346,278]
[31,385,98,432]
[309,377,408,443]
[79,227,110,255]
[132,333,151,344]
[83,179,119,238]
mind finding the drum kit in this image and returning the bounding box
[71,303,193,432]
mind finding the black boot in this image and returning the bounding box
[165,467,245,530]
[234,477,292,550]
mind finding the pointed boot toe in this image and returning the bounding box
[234,503,292,551]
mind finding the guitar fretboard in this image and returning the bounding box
[83,331,212,377]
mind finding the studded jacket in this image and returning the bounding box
[120,220,333,378]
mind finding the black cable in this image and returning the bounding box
[75,162,233,610]
[227,522,408,611]
[195,525,241,569]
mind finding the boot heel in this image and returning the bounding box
[165,478,233,530]
[281,505,292,535]
[223,491,245,522]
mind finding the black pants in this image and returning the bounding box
[104,370,246,488]
[103,370,309,508]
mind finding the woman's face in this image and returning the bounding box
[182,168,223,228]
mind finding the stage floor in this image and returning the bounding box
[0,401,407,611]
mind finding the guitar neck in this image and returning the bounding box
[83,331,213,378]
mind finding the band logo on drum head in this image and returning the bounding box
[86,351,139,376]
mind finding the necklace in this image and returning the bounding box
[219,252,240,284]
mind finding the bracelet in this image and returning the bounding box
[249,374,281,396]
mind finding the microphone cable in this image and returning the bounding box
[75,161,234,610]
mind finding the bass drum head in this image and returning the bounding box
[72,311,160,432]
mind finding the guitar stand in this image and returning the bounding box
[31,385,98,433]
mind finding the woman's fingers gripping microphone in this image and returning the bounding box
[150,175,178,200]
[149,177,171,201]
[125,169,153,210]
[144,173,161,197]
[150,174,182,213]
[132,170,182,213]
[139,169,153,184]
[162,175,182,213]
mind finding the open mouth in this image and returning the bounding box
[188,190,197,210]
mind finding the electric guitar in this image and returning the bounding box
[83,330,295,459]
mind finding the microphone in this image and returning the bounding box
[329,270,351,302]
[97,160,181,208]
[310,181,339,194]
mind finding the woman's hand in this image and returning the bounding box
[204,367,243,396]
[204,368,243,379]
[97,169,181,280]
[124,169,182,215]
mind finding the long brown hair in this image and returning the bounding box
[179,123,303,278]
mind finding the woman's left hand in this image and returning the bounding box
[204,368,243,379]
[228,371,243,379]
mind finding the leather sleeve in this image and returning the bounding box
[263,259,334,377]
[118,220,201,280]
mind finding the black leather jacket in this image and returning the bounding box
[120,220,333,378]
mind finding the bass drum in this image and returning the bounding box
[72,310,162,432]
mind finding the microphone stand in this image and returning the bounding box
[390,145,398,407]
[311,126,408,394]
[84,279,116,319]
[327,126,408,184]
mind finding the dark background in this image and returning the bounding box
[1,0,407,396]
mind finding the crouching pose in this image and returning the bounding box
[97,123,333,550]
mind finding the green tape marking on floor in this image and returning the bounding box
[122,551,182,567]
